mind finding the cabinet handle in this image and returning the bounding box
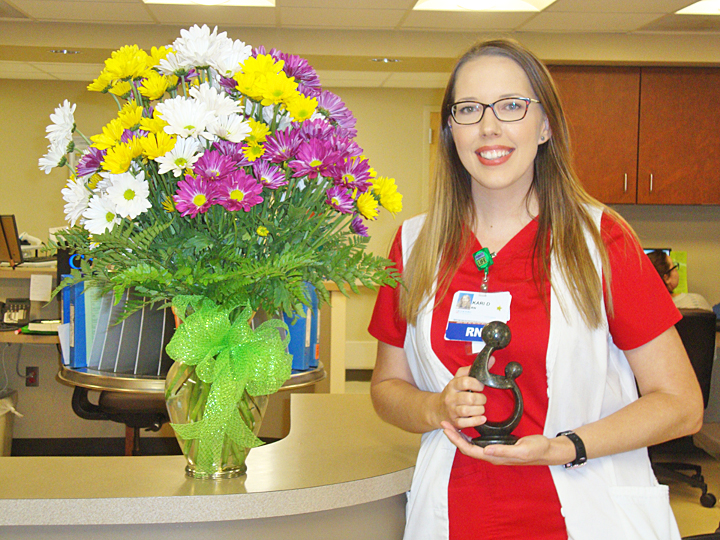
[649,173,653,193]
[624,173,628,193]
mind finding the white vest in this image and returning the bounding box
[401,207,680,540]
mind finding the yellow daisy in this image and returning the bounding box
[242,142,265,162]
[140,116,169,135]
[257,226,269,237]
[356,191,379,221]
[88,71,113,93]
[242,54,284,76]
[246,118,271,145]
[139,71,177,101]
[104,44,151,81]
[118,102,144,130]
[90,118,125,150]
[285,94,318,123]
[109,80,133,98]
[372,176,403,215]
[233,72,264,101]
[161,195,175,213]
[102,142,135,174]
[259,72,298,106]
[147,46,172,70]
[140,132,176,160]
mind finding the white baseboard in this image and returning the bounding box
[345,340,377,370]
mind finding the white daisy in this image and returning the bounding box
[211,38,252,78]
[82,194,121,235]
[105,171,152,219]
[155,95,216,139]
[205,114,252,144]
[157,51,187,76]
[45,100,76,146]
[189,83,241,117]
[38,141,68,174]
[155,137,203,177]
[61,176,91,227]
[173,24,226,69]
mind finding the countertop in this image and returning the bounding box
[0,393,420,527]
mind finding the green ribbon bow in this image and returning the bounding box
[165,296,292,474]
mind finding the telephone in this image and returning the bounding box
[0,298,31,327]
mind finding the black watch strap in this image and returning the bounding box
[557,430,587,469]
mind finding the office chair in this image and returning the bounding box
[651,308,718,508]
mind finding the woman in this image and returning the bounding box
[368,39,702,540]
[647,249,713,311]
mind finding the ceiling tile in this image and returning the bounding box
[382,71,449,88]
[316,69,389,87]
[519,11,664,32]
[280,7,404,29]
[278,0,414,8]
[641,13,720,32]
[546,0,697,13]
[144,5,276,25]
[12,1,154,23]
[0,60,49,79]
[400,11,536,31]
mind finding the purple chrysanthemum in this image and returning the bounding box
[281,54,321,98]
[174,175,217,218]
[325,186,354,214]
[297,118,334,142]
[216,170,264,212]
[76,147,106,177]
[263,129,301,164]
[329,135,363,161]
[317,90,357,138]
[331,157,372,192]
[253,160,288,189]
[288,138,338,180]
[350,216,369,237]
[219,76,239,95]
[121,129,148,145]
[193,150,237,182]
[212,140,251,167]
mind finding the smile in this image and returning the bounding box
[476,147,514,165]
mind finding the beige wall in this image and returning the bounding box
[2,71,720,437]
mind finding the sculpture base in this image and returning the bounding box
[471,434,518,447]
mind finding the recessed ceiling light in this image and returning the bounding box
[371,58,401,63]
[142,0,274,6]
[413,0,556,11]
[50,49,81,55]
[676,1,720,15]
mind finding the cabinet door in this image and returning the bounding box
[638,67,720,205]
[550,66,640,204]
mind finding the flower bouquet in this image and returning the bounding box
[40,24,401,478]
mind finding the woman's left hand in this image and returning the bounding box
[441,421,574,466]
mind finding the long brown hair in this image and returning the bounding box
[401,38,635,328]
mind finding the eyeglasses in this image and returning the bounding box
[450,97,540,125]
[665,263,680,275]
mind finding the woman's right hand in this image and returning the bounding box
[434,365,488,430]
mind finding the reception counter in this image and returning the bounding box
[0,393,420,540]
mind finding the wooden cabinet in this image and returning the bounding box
[549,65,720,205]
[637,68,720,205]
[550,66,640,204]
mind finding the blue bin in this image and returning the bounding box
[283,284,319,372]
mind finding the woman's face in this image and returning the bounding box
[450,54,550,199]
[663,254,679,293]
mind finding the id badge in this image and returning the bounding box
[444,290,511,353]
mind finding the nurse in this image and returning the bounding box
[368,38,702,540]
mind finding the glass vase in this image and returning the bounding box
[165,361,269,479]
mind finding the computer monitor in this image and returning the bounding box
[644,248,671,256]
[0,215,23,267]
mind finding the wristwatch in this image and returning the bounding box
[557,430,587,469]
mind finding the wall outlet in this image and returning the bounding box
[25,366,39,387]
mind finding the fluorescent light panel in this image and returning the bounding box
[676,1,720,15]
[413,0,557,11]
[142,0,274,6]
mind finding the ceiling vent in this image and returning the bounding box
[0,1,29,19]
